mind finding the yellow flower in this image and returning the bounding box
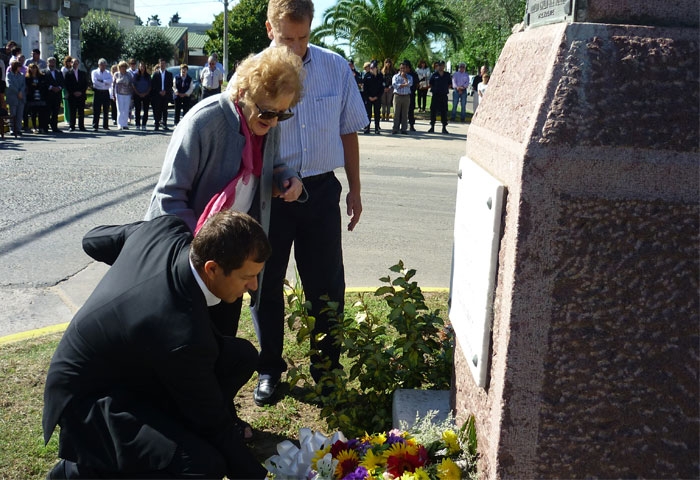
[334,449,360,478]
[311,445,331,471]
[437,458,462,479]
[386,441,419,457]
[442,430,461,455]
[360,448,386,473]
[370,432,387,446]
[409,467,431,480]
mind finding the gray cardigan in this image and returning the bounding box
[145,92,303,235]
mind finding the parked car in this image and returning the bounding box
[166,65,203,106]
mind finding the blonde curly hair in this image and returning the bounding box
[230,46,305,108]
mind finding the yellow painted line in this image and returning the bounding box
[0,288,449,347]
[0,322,69,346]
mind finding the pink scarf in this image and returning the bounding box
[194,103,263,234]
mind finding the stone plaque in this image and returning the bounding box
[449,157,504,388]
[525,0,574,28]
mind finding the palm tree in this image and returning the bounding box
[312,0,463,62]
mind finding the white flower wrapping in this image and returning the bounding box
[264,427,346,479]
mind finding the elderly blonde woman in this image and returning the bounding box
[112,60,133,129]
[145,46,306,359]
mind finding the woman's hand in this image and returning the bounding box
[275,176,303,202]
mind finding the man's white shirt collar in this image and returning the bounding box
[189,259,221,306]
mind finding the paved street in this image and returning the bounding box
[0,112,469,338]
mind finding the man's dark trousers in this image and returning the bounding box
[92,90,110,129]
[252,173,344,380]
[202,87,221,100]
[151,94,169,129]
[430,94,449,127]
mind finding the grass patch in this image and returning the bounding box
[0,290,448,478]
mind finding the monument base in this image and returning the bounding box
[452,19,699,479]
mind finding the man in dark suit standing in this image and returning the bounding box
[63,57,88,131]
[42,211,270,479]
[150,58,174,131]
[44,56,64,133]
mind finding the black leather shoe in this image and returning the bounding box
[409,125,416,131]
[47,459,67,479]
[442,127,449,134]
[253,376,279,406]
[428,126,434,133]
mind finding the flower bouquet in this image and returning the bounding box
[265,415,476,479]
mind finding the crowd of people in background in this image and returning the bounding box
[0,40,222,139]
[352,55,490,135]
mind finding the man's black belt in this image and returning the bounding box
[302,172,334,186]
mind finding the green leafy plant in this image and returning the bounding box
[286,261,454,437]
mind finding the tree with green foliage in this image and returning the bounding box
[312,0,463,64]
[52,17,69,61]
[123,27,175,68]
[445,0,526,72]
[81,10,125,71]
[205,0,269,72]
[52,10,124,72]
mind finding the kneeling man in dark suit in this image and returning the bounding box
[42,211,270,479]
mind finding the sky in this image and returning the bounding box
[134,0,335,29]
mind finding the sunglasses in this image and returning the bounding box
[255,104,294,121]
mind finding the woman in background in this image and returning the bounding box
[132,61,151,130]
[25,62,49,133]
[380,58,395,122]
[6,60,26,137]
[60,56,72,127]
[415,59,430,112]
[112,61,133,130]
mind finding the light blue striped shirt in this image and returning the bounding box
[276,43,367,177]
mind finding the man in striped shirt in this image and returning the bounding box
[252,0,368,407]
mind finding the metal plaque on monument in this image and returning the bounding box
[525,0,576,28]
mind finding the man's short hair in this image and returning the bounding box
[267,0,314,29]
[190,211,271,275]
[98,58,107,66]
[47,56,56,63]
[180,63,188,70]
[32,48,40,54]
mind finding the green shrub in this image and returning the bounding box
[286,261,454,437]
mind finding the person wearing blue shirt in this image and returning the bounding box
[251,0,368,407]
[450,62,470,122]
[391,60,413,134]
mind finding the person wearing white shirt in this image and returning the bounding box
[91,58,112,131]
[200,56,223,98]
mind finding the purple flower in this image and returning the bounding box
[341,466,369,480]
[386,431,406,445]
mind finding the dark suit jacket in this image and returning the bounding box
[63,68,88,96]
[150,69,174,98]
[42,215,263,477]
[44,68,65,104]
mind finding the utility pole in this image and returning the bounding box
[223,0,229,80]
